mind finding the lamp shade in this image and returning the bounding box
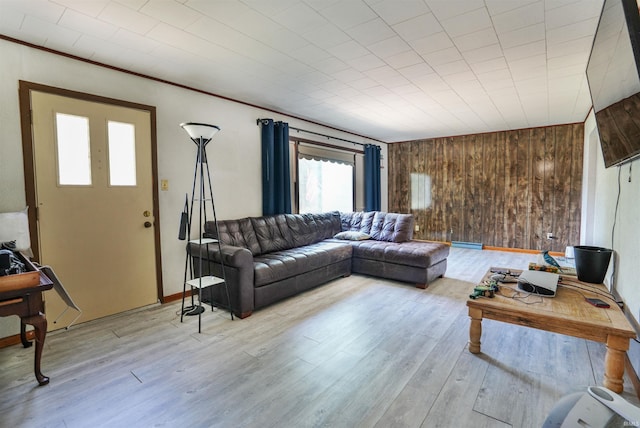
[180,122,220,141]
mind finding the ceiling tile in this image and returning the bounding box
[432,59,472,76]
[327,40,370,61]
[186,0,252,23]
[54,0,110,17]
[368,0,431,26]
[485,0,538,17]
[546,35,592,59]
[21,15,80,46]
[469,57,508,74]
[59,9,118,40]
[302,22,351,49]
[461,44,504,64]
[140,0,201,28]
[503,40,546,62]
[0,6,26,33]
[427,0,485,21]
[365,65,410,87]
[497,23,545,49]
[397,62,435,80]
[98,1,158,34]
[367,36,411,59]
[544,0,603,29]
[310,56,350,74]
[410,31,455,55]
[346,18,396,46]
[492,2,544,34]
[110,28,162,53]
[421,47,463,66]
[318,0,378,29]
[453,27,500,52]
[1,0,65,23]
[289,43,331,64]
[241,0,299,17]
[439,7,493,38]
[272,2,328,33]
[346,53,386,71]
[546,18,599,46]
[258,27,310,52]
[384,50,424,69]
[392,13,442,41]
[331,67,366,83]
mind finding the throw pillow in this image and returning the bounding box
[333,231,371,241]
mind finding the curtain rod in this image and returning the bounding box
[256,118,380,147]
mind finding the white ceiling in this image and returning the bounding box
[0,0,605,142]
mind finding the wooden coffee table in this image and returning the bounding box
[466,267,636,393]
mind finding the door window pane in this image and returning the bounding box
[55,113,91,185]
[108,121,137,186]
[299,158,353,213]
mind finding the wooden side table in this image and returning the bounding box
[0,268,53,385]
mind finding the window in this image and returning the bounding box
[292,141,362,213]
[299,158,353,213]
[410,173,431,210]
[55,113,91,186]
[107,121,137,186]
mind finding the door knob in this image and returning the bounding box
[144,221,153,228]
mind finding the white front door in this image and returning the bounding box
[30,90,159,330]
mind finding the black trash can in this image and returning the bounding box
[573,246,613,284]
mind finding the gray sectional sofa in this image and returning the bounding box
[189,211,449,318]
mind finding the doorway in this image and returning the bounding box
[19,81,162,330]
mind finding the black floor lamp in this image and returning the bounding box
[179,122,233,333]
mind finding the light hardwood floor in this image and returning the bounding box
[1,248,638,427]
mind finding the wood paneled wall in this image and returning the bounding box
[388,124,584,252]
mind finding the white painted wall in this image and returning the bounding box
[582,110,640,325]
[0,39,387,337]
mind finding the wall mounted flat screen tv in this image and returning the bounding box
[586,0,640,168]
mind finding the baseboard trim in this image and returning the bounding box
[482,246,564,257]
[163,290,192,303]
[0,330,35,349]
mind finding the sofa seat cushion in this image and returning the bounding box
[253,241,352,287]
[347,240,449,268]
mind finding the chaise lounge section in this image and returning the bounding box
[189,211,449,318]
[334,211,449,288]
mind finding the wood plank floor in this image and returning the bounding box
[1,248,638,427]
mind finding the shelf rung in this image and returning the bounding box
[189,238,218,244]
[187,276,225,288]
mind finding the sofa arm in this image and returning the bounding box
[188,242,255,318]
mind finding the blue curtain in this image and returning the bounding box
[260,119,291,215]
[364,144,381,211]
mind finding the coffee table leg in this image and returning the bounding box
[603,335,629,394]
[468,307,483,354]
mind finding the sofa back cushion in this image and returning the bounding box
[369,212,414,243]
[251,214,295,254]
[206,218,262,256]
[285,213,320,247]
[340,211,375,234]
[311,211,342,239]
